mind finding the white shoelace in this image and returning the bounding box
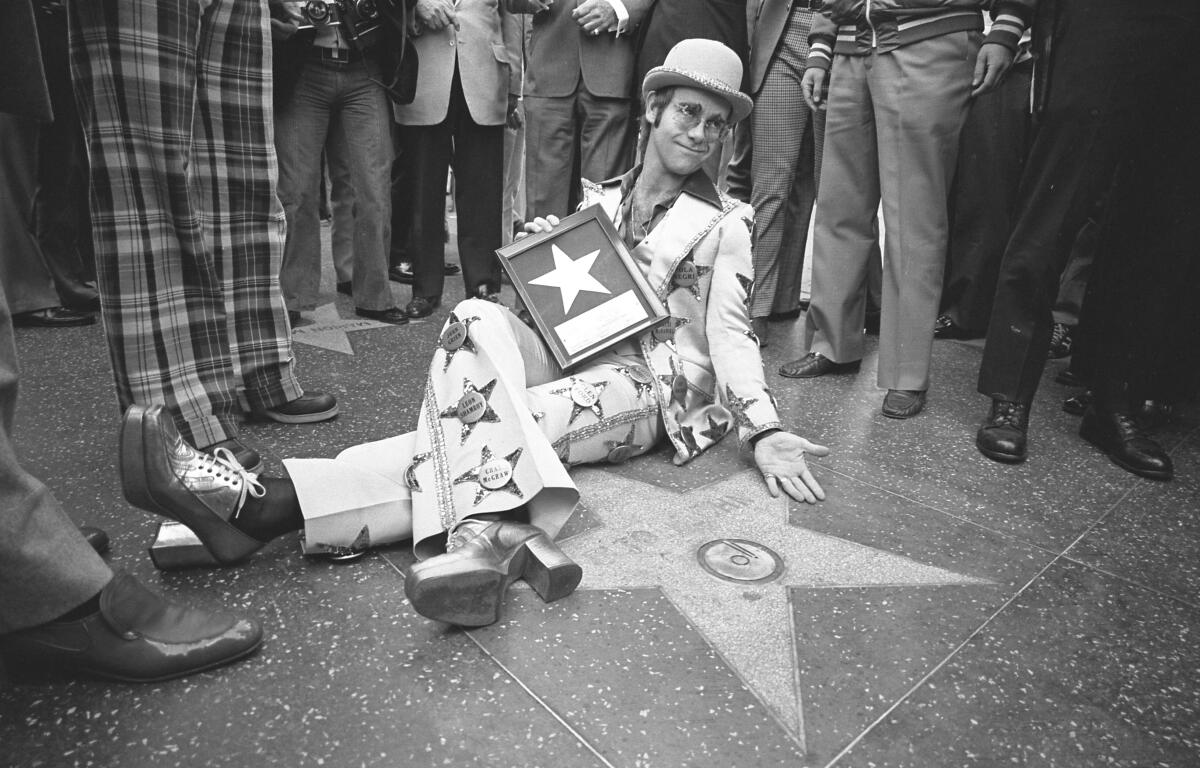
[205,447,266,519]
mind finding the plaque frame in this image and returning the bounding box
[497,204,667,370]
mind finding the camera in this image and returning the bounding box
[298,0,343,29]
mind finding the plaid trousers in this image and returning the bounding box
[68,0,302,447]
[748,7,820,319]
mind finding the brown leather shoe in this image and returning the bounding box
[778,352,861,379]
[976,399,1029,463]
[1080,406,1173,480]
[404,520,581,627]
[0,572,262,682]
[120,404,265,564]
[254,391,339,424]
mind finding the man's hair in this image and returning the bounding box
[637,87,677,157]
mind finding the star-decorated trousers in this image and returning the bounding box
[285,299,663,559]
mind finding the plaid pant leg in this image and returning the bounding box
[69,0,239,446]
[193,0,302,411]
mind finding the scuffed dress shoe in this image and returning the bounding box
[882,389,926,419]
[778,352,860,379]
[355,306,410,325]
[389,263,414,283]
[1079,406,1173,480]
[933,313,977,340]
[0,572,262,683]
[976,399,1029,463]
[120,404,265,564]
[1047,322,1074,359]
[12,307,96,327]
[255,391,339,424]
[405,520,582,627]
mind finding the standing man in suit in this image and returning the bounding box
[397,0,522,319]
[510,0,653,218]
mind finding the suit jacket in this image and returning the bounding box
[584,171,783,465]
[0,0,51,120]
[746,0,793,95]
[507,0,652,99]
[633,0,749,92]
[393,0,520,126]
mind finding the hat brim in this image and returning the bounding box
[642,67,754,124]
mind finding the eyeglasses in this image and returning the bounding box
[670,101,731,140]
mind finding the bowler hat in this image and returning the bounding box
[642,39,753,124]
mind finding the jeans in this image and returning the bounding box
[276,56,394,312]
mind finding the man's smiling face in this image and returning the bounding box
[644,86,732,178]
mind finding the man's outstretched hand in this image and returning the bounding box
[753,431,830,504]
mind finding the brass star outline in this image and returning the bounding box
[453,446,524,506]
[439,313,479,372]
[549,377,609,425]
[677,424,701,457]
[438,378,501,444]
[724,384,759,431]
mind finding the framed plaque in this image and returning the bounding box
[497,204,667,370]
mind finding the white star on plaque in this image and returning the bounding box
[528,244,611,314]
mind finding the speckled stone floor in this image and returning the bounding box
[1,222,1197,768]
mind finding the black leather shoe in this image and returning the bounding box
[1063,390,1093,416]
[256,391,339,424]
[12,307,96,328]
[751,317,768,348]
[1080,406,1173,480]
[778,352,861,379]
[355,306,409,325]
[1047,322,1074,359]
[0,572,262,683]
[120,404,266,564]
[335,281,352,296]
[443,262,461,276]
[976,399,1029,463]
[287,310,302,327]
[933,313,977,340]
[79,525,110,555]
[388,263,414,283]
[882,389,926,419]
[405,296,441,318]
[1055,367,1085,387]
[1134,400,1173,431]
[199,437,263,475]
[405,520,581,627]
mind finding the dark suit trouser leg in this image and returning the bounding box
[0,291,111,635]
[941,62,1031,333]
[976,0,1175,406]
[401,119,454,303]
[0,115,60,316]
[451,115,504,298]
[524,94,577,220]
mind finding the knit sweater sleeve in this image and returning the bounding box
[805,12,838,72]
[985,0,1036,51]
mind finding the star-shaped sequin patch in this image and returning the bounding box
[438,312,479,372]
[670,254,713,301]
[677,424,701,457]
[700,414,730,442]
[453,446,524,506]
[617,365,656,400]
[736,273,754,309]
[724,384,759,430]
[438,378,501,444]
[549,377,608,425]
[657,358,689,409]
[603,423,643,464]
[404,451,432,492]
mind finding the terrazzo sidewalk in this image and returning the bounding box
[1,238,1197,767]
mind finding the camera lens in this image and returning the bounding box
[305,0,329,22]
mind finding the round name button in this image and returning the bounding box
[674,261,698,287]
[456,391,486,423]
[628,365,654,384]
[440,322,467,351]
[671,374,688,405]
[570,380,599,407]
[478,459,513,489]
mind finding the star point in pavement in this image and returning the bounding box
[555,469,991,743]
[529,244,611,314]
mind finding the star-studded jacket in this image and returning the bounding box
[584,170,783,465]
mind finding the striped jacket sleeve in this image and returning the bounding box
[805,12,837,72]
[985,0,1036,52]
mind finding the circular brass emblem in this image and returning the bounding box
[628,365,654,384]
[670,374,688,405]
[570,380,599,407]
[697,539,784,584]
[606,444,636,464]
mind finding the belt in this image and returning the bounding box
[308,45,363,64]
[792,0,823,10]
